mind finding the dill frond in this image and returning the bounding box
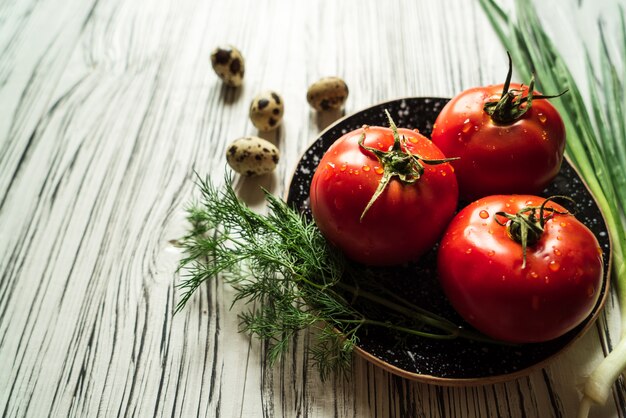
[176,173,497,379]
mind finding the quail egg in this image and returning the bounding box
[226,136,280,176]
[249,91,284,131]
[210,45,245,87]
[306,77,349,111]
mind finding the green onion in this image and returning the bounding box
[480,1,626,416]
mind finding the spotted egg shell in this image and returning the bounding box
[249,91,284,131]
[210,45,245,87]
[306,77,349,111]
[226,136,280,176]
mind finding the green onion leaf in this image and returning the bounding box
[480,1,626,416]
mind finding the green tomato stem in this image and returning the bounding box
[358,110,457,221]
[494,196,572,269]
[483,52,567,124]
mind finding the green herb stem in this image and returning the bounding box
[336,282,504,344]
[340,318,458,340]
[336,282,459,333]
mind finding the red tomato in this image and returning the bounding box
[437,195,603,343]
[310,121,458,266]
[431,63,565,201]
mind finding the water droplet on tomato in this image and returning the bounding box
[466,248,473,254]
[340,164,347,172]
[409,137,418,143]
[549,260,560,271]
[362,165,371,172]
[587,285,595,297]
[479,210,489,219]
[560,222,567,227]
[553,248,561,256]
[530,271,539,278]
[462,122,472,133]
[374,166,384,175]
[440,170,447,177]
[557,236,562,241]
[354,170,360,175]
[544,276,550,284]
[538,113,547,123]
[488,250,495,257]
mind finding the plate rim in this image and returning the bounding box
[285,96,612,386]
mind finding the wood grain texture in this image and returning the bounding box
[0,0,624,417]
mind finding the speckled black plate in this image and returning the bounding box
[286,97,611,385]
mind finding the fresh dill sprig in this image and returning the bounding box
[176,174,365,376]
[175,174,496,379]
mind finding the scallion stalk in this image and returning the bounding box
[480,1,626,416]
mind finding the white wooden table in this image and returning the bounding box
[1,0,624,416]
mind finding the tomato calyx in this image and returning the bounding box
[483,52,567,124]
[358,110,457,221]
[495,196,574,268]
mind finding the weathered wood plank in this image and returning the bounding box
[0,0,624,417]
